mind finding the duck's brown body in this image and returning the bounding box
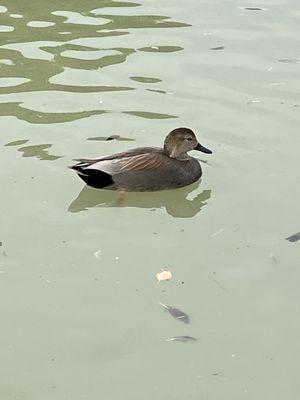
[70,128,212,192]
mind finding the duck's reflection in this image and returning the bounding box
[68,181,211,218]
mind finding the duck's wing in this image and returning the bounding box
[74,147,161,165]
[86,151,168,175]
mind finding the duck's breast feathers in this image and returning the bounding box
[86,151,169,176]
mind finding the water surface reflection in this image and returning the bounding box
[68,182,211,218]
[0,0,188,123]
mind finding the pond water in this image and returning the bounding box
[0,0,299,399]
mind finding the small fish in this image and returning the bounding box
[159,302,189,324]
[286,232,300,243]
[165,335,197,343]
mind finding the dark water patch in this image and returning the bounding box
[18,144,61,161]
[0,83,134,95]
[52,84,134,93]
[5,139,29,146]
[96,14,191,30]
[130,76,161,83]
[138,45,183,53]
[62,47,135,70]
[1,0,141,18]
[0,3,189,49]
[0,47,64,93]
[0,81,33,95]
[0,102,107,123]
[0,2,188,124]
[42,45,135,70]
[124,111,177,119]
[90,1,141,11]
[93,30,129,37]
[41,44,101,54]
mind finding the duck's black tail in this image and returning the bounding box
[70,163,114,189]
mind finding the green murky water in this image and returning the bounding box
[1,1,300,399]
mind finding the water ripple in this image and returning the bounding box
[0,0,189,124]
[51,11,110,26]
[4,140,61,161]
[123,111,177,119]
[0,102,106,123]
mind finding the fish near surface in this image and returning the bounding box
[286,232,300,242]
[159,302,189,324]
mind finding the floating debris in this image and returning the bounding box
[156,270,172,282]
[106,135,121,141]
[165,335,197,342]
[243,7,264,11]
[247,99,261,104]
[278,58,300,64]
[146,89,166,94]
[286,232,300,243]
[210,228,224,238]
[210,46,224,50]
[87,135,134,142]
[270,82,287,86]
[159,302,189,323]
[210,277,226,291]
[94,249,102,258]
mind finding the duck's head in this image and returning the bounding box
[163,127,212,160]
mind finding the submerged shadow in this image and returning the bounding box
[68,181,211,218]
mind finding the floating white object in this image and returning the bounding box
[94,249,102,258]
[156,270,172,282]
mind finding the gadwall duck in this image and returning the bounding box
[70,127,212,191]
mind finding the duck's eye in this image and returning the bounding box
[185,137,193,141]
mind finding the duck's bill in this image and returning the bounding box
[194,143,212,154]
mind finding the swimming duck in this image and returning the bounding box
[70,127,212,191]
